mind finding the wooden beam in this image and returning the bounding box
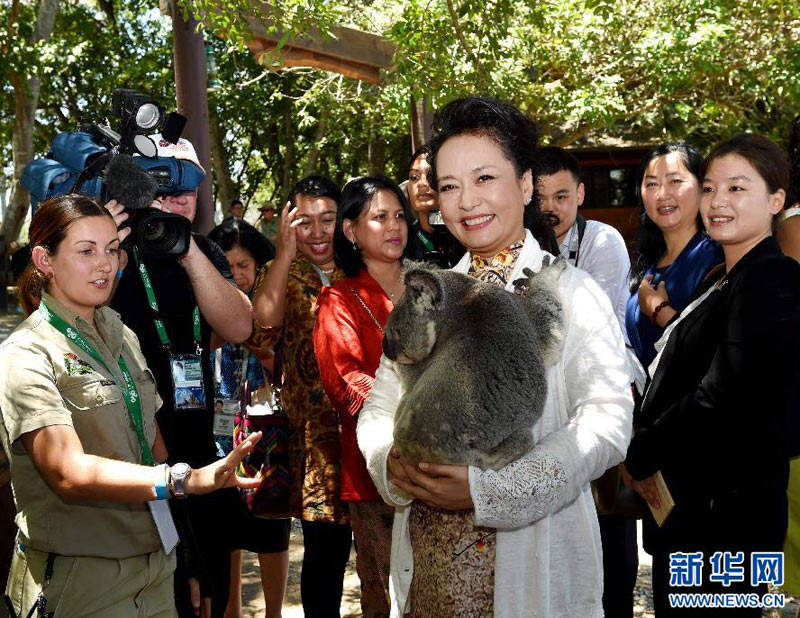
[240,9,395,83]
[246,38,383,82]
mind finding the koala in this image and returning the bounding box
[383,256,567,470]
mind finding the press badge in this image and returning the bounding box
[170,354,207,410]
[148,500,179,554]
[212,400,238,436]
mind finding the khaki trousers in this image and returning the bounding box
[5,542,176,618]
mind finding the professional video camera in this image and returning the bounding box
[21,89,205,259]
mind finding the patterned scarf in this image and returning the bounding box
[467,240,525,289]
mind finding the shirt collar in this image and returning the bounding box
[454,230,550,293]
[39,291,124,359]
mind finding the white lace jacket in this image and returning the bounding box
[357,230,634,618]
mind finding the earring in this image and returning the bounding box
[524,196,532,205]
[352,238,358,251]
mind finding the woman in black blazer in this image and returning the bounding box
[624,134,800,616]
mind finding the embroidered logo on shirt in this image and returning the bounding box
[63,353,94,376]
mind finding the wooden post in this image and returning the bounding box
[171,4,214,233]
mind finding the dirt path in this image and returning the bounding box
[239,520,360,618]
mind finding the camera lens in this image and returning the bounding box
[143,220,166,243]
[130,209,191,259]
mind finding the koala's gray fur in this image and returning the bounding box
[383,256,567,470]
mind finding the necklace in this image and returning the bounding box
[320,267,335,275]
[375,268,404,301]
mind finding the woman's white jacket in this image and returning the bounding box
[357,230,634,618]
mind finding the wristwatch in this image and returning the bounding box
[169,463,192,498]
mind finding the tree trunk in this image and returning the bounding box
[367,123,386,176]
[208,105,236,217]
[2,0,60,245]
[410,93,433,154]
[171,3,214,233]
[304,106,329,177]
[281,100,295,198]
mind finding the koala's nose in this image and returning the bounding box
[382,333,396,360]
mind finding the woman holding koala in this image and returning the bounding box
[357,97,633,617]
[314,175,414,618]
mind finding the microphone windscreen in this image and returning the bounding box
[104,154,158,211]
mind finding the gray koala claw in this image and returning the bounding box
[541,255,567,274]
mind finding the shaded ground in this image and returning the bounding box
[239,521,799,618]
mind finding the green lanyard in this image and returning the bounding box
[132,246,201,355]
[416,228,435,252]
[39,301,154,466]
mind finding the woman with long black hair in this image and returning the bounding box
[625,143,724,373]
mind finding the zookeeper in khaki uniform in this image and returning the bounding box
[0,195,262,618]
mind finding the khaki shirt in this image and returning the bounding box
[0,292,163,558]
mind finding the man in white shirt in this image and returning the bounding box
[536,145,637,618]
[536,147,631,332]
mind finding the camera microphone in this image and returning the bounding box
[104,154,158,211]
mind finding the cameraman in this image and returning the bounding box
[106,138,252,618]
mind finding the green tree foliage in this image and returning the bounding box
[3,0,800,233]
[1,0,176,167]
[382,0,800,146]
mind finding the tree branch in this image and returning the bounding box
[444,0,485,77]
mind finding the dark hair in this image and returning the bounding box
[288,175,341,208]
[208,218,276,272]
[407,144,431,176]
[230,199,244,208]
[630,143,704,288]
[428,96,557,253]
[19,194,114,315]
[789,116,800,209]
[704,133,789,235]
[535,146,582,184]
[334,176,414,278]
[704,133,789,196]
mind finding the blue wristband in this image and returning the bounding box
[154,464,169,500]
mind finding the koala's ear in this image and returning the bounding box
[404,269,443,306]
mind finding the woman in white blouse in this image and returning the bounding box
[357,96,634,618]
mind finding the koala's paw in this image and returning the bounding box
[542,255,567,274]
[515,257,567,297]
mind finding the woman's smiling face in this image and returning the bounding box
[701,153,784,251]
[435,133,531,257]
[640,152,701,235]
[36,215,120,320]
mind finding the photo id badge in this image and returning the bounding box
[212,399,237,436]
[170,354,206,410]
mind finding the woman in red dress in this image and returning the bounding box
[314,176,413,618]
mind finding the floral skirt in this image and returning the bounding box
[407,502,496,617]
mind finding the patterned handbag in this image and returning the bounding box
[234,379,291,519]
